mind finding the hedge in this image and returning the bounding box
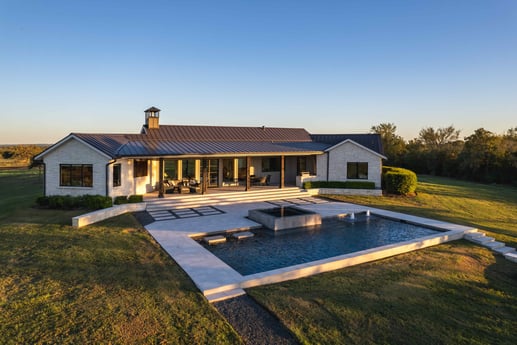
[36,194,113,210]
[382,166,417,195]
[114,195,143,205]
[303,181,376,189]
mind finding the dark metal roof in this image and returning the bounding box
[43,127,384,159]
[142,125,313,142]
[73,133,139,157]
[116,140,326,157]
[311,134,384,155]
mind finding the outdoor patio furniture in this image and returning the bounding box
[252,175,268,185]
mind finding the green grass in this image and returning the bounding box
[3,171,517,344]
[249,242,517,345]
[322,175,517,248]
[0,170,241,344]
[248,175,517,345]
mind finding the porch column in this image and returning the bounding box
[158,158,164,198]
[201,159,208,195]
[245,156,251,191]
[279,155,285,189]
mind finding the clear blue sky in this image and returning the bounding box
[1,0,516,144]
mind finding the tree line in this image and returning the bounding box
[371,123,517,185]
[1,145,47,162]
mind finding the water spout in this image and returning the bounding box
[350,213,355,220]
[366,210,370,217]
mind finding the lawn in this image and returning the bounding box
[2,171,517,344]
[248,176,517,344]
[0,169,241,344]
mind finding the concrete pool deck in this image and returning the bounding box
[144,198,477,302]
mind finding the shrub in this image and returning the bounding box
[128,195,143,203]
[36,194,112,210]
[303,181,375,189]
[382,166,417,195]
[36,196,50,207]
[82,195,112,210]
[114,196,129,205]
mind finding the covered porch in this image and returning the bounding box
[149,154,317,198]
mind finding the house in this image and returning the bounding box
[35,107,386,198]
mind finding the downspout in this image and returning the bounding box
[42,162,46,196]
[106,159,117,197]
[326,151,330,181]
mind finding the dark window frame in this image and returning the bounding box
[262,157,281,172]
[347,162,368,179]
[59,164,93,187]
[134,159,148,178]
[113,164,121,187]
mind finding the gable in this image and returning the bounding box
[35,134,113,161]
[325,139,387,160]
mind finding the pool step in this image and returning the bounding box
[232,231,255,240]
[203,235,226,245]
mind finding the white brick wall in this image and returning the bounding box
[109,159,156,197]
[315,141,383,188]
[43,138,110,196]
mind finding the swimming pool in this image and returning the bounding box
[200,215,440,276]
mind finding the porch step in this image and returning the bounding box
[146,188,314,211]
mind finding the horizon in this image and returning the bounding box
[1,1,516,144]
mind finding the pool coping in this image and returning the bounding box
[144,201,477,302]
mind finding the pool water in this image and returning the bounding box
[201,215,439,276]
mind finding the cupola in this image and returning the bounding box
[144,106,160,129]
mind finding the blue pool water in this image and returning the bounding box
[201,215,439,276]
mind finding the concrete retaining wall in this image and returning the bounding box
[72,203,146,228]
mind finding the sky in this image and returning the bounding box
[1,0,516,144]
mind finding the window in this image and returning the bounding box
[134,159,148,177]
[262,157,280,172]
[60,164,93,187]
[182,159,196,178]
[164,160,178,180]
[113,164,121,187]
[347,162,368,179]
[297,157,307,175]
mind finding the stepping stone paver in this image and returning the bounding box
[233,231,255,240]
[203,235,227,245]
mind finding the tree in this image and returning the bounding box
[458,128,504,182]
[414,125,462,176]
[370,123,406,165]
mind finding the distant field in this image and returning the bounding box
[0,158,30,168]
